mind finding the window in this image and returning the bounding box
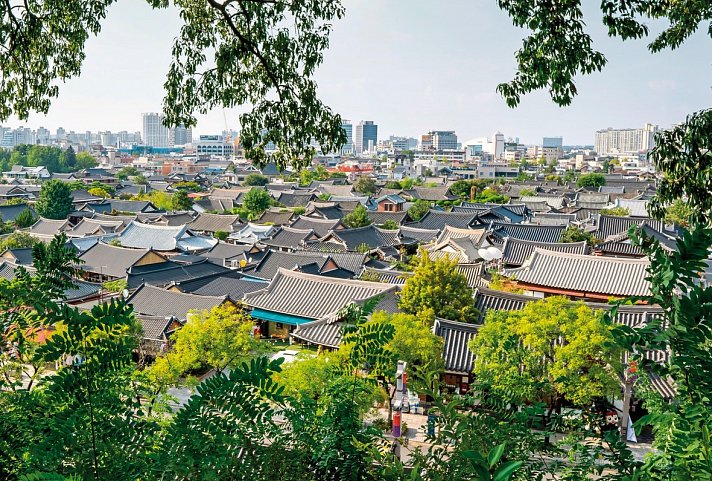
[276,322,284,329]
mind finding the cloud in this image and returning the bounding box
[647,79,677,92]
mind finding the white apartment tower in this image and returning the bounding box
[142,112,170,148]
[595,123,658,156]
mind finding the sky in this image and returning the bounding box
[2,0,711,145]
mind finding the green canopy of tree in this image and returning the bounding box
[116,166,139,180]
[14,208,36,228]
[407,199,430,221]
[0,231,36,251]
[379,219,399,230]
[173,181,202,192]
[353,176,377,194]
[560,225,600,245]
[600,206,630,217]
[664,199,694,228]
[35,179,73,219]
[471,296,621,409]
[171,189,193,211]
[399,249,478,323]
[213,230,229,241]
[576,173,606,188]
[243,188,273,216]
[341,204,371,228]
[242,173,270,186]
[383,180,402,189]
[87,187,110,199]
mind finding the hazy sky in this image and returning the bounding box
[3,0,711,144]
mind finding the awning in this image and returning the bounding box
[249,308,315,326]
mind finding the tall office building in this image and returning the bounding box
[543,136,563,148]
[354,120,377,155]
[430,131,458,150]
[595,123,658,155]
[341,120,353,155]
[169,126,193,146]
[142,112,170,148]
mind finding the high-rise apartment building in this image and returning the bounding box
[142,112,170,148]
[341,120,353,155]
[430,131,458,150]
[543,136,563,148]
[354,120,377,155]
[595,123,658,155]
[169,126,193,146]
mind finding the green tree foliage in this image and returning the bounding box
[576,173,606,188]
[495,1,711,107]
[102,278,127,293]
[173,181,202,192]
[519,188,536,197]
[353,175,377,194]
[0,145,85,173]
[242,173,270,186]
[171,189,193,211]
[664,198,694,228]
[60,146,76,169]
[600,206,630,216]
[648,109,712,224]
[560,225,600,245]
[407,199,430,221]
[450,179,492,200]
[471,297,621,410]
[609,225,712,479]
[115,166,139,180]
[35,180,73,220]
[0,231,37,252]
[399,249,478,323]
[148,303,266,389]
[243,188,273,216]
[87,187,110,199]
[384,180,402,189]
[379,219,399,230]
[475,187,508,204]
[14,208,36,228]
[131,174,148,185]
[213,230,229,241]
[298,165,329,186]
[341,203,371,228]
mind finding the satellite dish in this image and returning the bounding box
[487,247,503,259]
[478,248,493,261]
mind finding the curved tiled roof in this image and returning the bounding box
[409,210,478,231]
[289,216,342,237]
[126,284,227,320]
[490,222,565,243]
[244,268,398,320]
[501,238,588,266]
[502,248,650,297]
[188,213,242,233]
[433,318,480,374]
[595,215,665,241]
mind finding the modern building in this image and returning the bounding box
[543,136,563,149]
[142,112,170,148]
[341,120,353,156]
[169,126,193,146]
[462,131,505,160]
[595,123,658,156]
[354,120,377,155]
[195,135,234,157]
[430,131,458,150]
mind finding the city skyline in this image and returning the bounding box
[1,0,710,144]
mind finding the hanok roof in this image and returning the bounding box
[346,210,409,227]
[105,199,160,213]
[501,238,588,266]
[116,221,216,252]
[596,224,677,257]
[127,284,227,320]
[201,242,254,265]
[490,222,565,243]
[64,218,125,238]
[188,213,243,233]
[502,248,650,297]
[520,195,567,210]
[457,263,485,289]
[78,242,162,279]
[402,186,456,201]
[433,318,479,373]
[261,226,318,249]
[289,215,342,237]
[255,209,295,226]
[595,215,665,240]
[409,210,478,231]
[530,213,577,226]
[322,225,401,252]
[126,257,230,289]
[359,267,413,285]
[613,198,649,218]
[1,247,34,266]
[244,268,398,320]
[399,225,439,244]
[0,261,100,303]
[29,217,70,238]
[426,236,486,264]
[576,192,610,209]
[436,225,488,244]
[276,191,317,208]
[170,270,267,298]
[193,198,235,213]
[252,250,341,280]
[0,203,35,223]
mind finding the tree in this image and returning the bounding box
[560,225,600,245]
[243,173,269,186]
[14,208,36,228]
[665,198,694,228]
[87,187,110,199]
[132,174,148,185]
[173,181,202,193]
[171,189,193,211]
[576,173,606,188]
[407,199,430,221]
[59,146,76,170]
[243,188,273,216]
[213,230,229,241]
[383,180,402,189]
[600,206,630,217]
[399,249,478,323]
[471,297,621,427]
[148,303,266,389]
[519,188,536,197]
[341,204,371,228]
[353,176,377,194]
[379,219,399,230]
[116,166,139,180]
[35,180,73,220]
[0,231,36,252]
